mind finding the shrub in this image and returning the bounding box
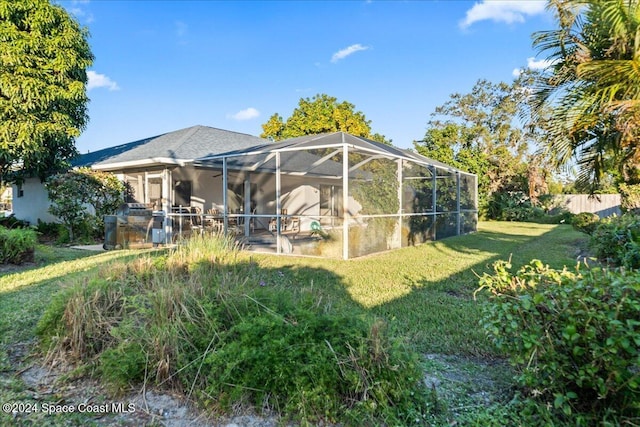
[476,260,640,423]
[571,212,600,235]
[531,210,574,225]
[0,226,36,264]
[36,220,64,242]
[0,214,30,229]
[486,191,535,221]
[486,192,573,224]
[38,235,429,425]
[619,183,640,213]
[46,167,125,241]
[590,214,640,269]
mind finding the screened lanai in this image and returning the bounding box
[193,132,477,259]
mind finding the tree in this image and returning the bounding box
[414,77,538,216]
[261,94,391,144]
[532,0,640,191]
[0,0,93,183]
[46,168,125,241]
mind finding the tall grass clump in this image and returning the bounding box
[37,234,429,425]
[476,260,640,426]
[0,226,36,264]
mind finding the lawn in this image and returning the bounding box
[257,221,586,356]
[0,222,588,426]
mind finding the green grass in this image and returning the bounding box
[0,245,147,344]
[0,222,588,426]
[0,245,152,427]
[257,222,585,356]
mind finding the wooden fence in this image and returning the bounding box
[554,194,621,218]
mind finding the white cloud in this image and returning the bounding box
[460,1,546,29]
[69,6,94,23]
[513,56,558,76]
[331,44,370,63]
[228,107,260,121]
[527,56,556,70]
[87,71,120,91]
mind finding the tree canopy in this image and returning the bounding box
[533,0,640,191]
[414,75,545,216]
[0,0,93,183]
[260,94,390,144]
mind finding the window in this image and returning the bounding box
[17,184,24,198]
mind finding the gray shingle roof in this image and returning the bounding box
[72,125,267,170]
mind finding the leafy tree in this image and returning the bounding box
[261,94,391,144]
[46,168,125,241]
[0,0,93,183]
[532,0,640,191]
[414,77,538,216]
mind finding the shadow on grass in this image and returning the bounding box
[367,224,586,357]
[0,249,157,344]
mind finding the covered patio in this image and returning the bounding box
[190,132,477,259]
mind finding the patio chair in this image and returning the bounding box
[204,209,222,231]
[289,217,300,233]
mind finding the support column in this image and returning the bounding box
[456,171,461,236]
[244,176,251,236]
[275,152,282,255]
[342,144,349,260]
[162,168,172,244]
[432,166,437,240]
[223,158,228,234]
[395,158,403,248]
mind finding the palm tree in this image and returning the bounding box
[532,0,640,191]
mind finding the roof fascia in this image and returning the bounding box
[91,158,190,171]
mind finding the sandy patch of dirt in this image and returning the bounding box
[8,342,283,427]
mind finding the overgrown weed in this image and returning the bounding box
[37,234,429,425]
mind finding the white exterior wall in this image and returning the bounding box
[11,178,57,224]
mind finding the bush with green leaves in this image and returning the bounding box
[46,167,125,241]
[590,214,640,269]
[0,214,30,229]
[571,212,600,234]
[486,191,573,224]
[0,226,36,264]
[37,235,429,425]
[476,260,640,424]
[486,191,535,221]
[619,183,640,213]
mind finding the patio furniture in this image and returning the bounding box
[204,209,222,231]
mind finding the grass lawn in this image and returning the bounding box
[0,222,588,425]
[257,221,587,356]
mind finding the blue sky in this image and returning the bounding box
[60,0,555,153]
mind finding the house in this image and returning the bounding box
[12,127,478,259]
[11,125,268,225]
